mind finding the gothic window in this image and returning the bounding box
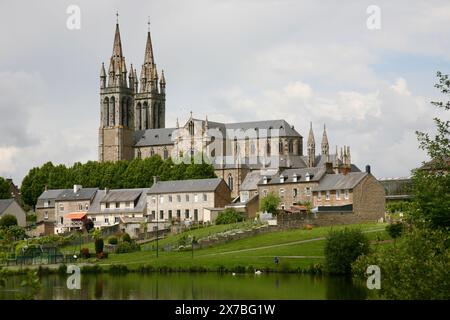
[109,96,115,126]
[251,143,256,155]
[188,121,194,136]
[288,140,294,153]
[103,97,109,127]
[121,98,127,126]
[163,147,168,160]
[150,148,155,156]
[136,103,142,130]
[143,102,148,129]
[279,141,283,154]
[127,98,132,128]
[266,139,271,156]
[137,149,142,159]
[154,104,159,128]
[227,174,234,191]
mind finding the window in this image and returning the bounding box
[92,217,96,222]
[203,193,207,201]
[159,196,164,204]
[169,195,173,203]
[114,217,120,223]
[185,209,190,219]
[185,194,189,202]
[336,190,340,200]
[177,195,181,202]
[115,202,120,208]
[106,203,110,209]
[44,201,50,208]
[59,204,64,211]
[344,189,349,200]
[85,204,89,211]
[168,210,173,220]
[281,203,285,210]
[60,217,63,224]
[318,191,322,200]
[163,148,168,160]
[160,210,164,220]
[293,188,298,198]
[177,210,181,219]
[194,209,198,221]
[279,188,285,197]
[151,210,156,219]
[305,187,311,196]
[150,148,155,156]
[78,204,83,211]
[194,194,198,202]
[152,197,156,204]
[125,202,131,208]
[263,189,267,197]
[326,191,330,201]
[105,218,109,224]
[228,174,234,191]
[44,211,48,220]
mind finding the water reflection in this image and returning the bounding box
[0,273,369,300]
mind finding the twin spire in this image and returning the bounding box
[100,15,166,93]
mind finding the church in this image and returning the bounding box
[98,21,358,198]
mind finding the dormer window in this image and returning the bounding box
[305,173,310,182]
[280,175,285,183]
[292,173,298,182]
[263,176,268,184]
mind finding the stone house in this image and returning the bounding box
[147,177,231,223]
[54,185,98,234]
[0,199,26,227]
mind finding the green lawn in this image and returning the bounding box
[93,222,388,271]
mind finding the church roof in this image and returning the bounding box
[134,128,175,146]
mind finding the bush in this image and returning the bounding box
[58,264,67,275]
[0,215,18,228]
[352,228,450,299]
[114,241,140,254]
[80,248,90,259]
[109,264,128,274]
[108,236,118,245]
[215,208,244,225]
[324,228,370,275]
[122,233,131,243]
[259,192,280,214]
[386,222,404,239]
[95,238,104,254]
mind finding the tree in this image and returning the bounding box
[0,177,10,199]
[324,228,370,275]
[215,208,244,225]
[260,192,280,214]
[0,215,18,228]
[409,71,450,230]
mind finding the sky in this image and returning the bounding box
[1,0,450,185]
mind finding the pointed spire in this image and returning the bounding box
[112,21,123,58]
[176,118,180,128]
[100,62,106,77]
[307,122,315,145]
[108,17,127,87]
[307,122,316,167]
[144,19,155,65]
[321,124,329,155]
[160,69,166,86]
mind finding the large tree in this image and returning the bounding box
[0,177,10,199]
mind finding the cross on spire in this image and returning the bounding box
[116,11,119,24]
[148,16,151,32]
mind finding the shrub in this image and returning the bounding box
[58,264,67,275]
[109,264,128,274]
[352,228,450,299]
[108,236,118,245]
[122,233,131,243]
[215,208,244,225]
[259,192,280,214]
[0,215,18,228]
[386,222,404,239]
[80,247,90,259]
[81,265,102,274]
[114,241,140,254]
[324,228,370,275]
[95,238,104,254]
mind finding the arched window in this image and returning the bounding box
[154,104,159,128]
[279,140,283,154]
[103,97,109,127]
[288,140,293,153]
[136,103,142,130]
[127,98,132,128]
[227,174,234,191]
[188,121,194,136]
[137,149,142,159]
[251,142,256,155]
[142,102,148,130]
[150,148,155,156]
[163,147,168,160]
[109,96,115,126]
[121,98,127,126]
[266,139,271,156]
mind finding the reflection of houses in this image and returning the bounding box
[147,177,231,223]
[0,199,26,227]
[87,188,149,229]
[54,185,98,234]
[379,177,413,202]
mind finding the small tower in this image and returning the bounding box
[321,124,329,161]
[98,17,135,162]
[307,122,316,167]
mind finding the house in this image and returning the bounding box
[87,188,149,229]
[0,199,26,227]
[226,170,263,219]
[311,165,385,223]
[35,188,68,235]
[54,185,98,234]
[147,177,231,224]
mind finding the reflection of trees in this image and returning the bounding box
[325,276,367,300]
[94,275,103,300]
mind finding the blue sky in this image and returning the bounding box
[0,0,449,184]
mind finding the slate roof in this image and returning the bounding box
[55,188,98,202]
[312,172,368,191]
[224,120,302,137]
[88,188,149,215]
[147,178,226,194]
[134,128,176,147]
[259,167,326,185]
[36,189,68,208]
[0,199,14,215]
[240,171,263,191]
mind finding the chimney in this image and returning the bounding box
[73,185,82,193]
[342,167,350,176]
[44,185,48,192]
[365,165,371,174]
[153,176,160,185]
[325,162,334,174]
[105,187,110,195]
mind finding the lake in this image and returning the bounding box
[0,273,369,300]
